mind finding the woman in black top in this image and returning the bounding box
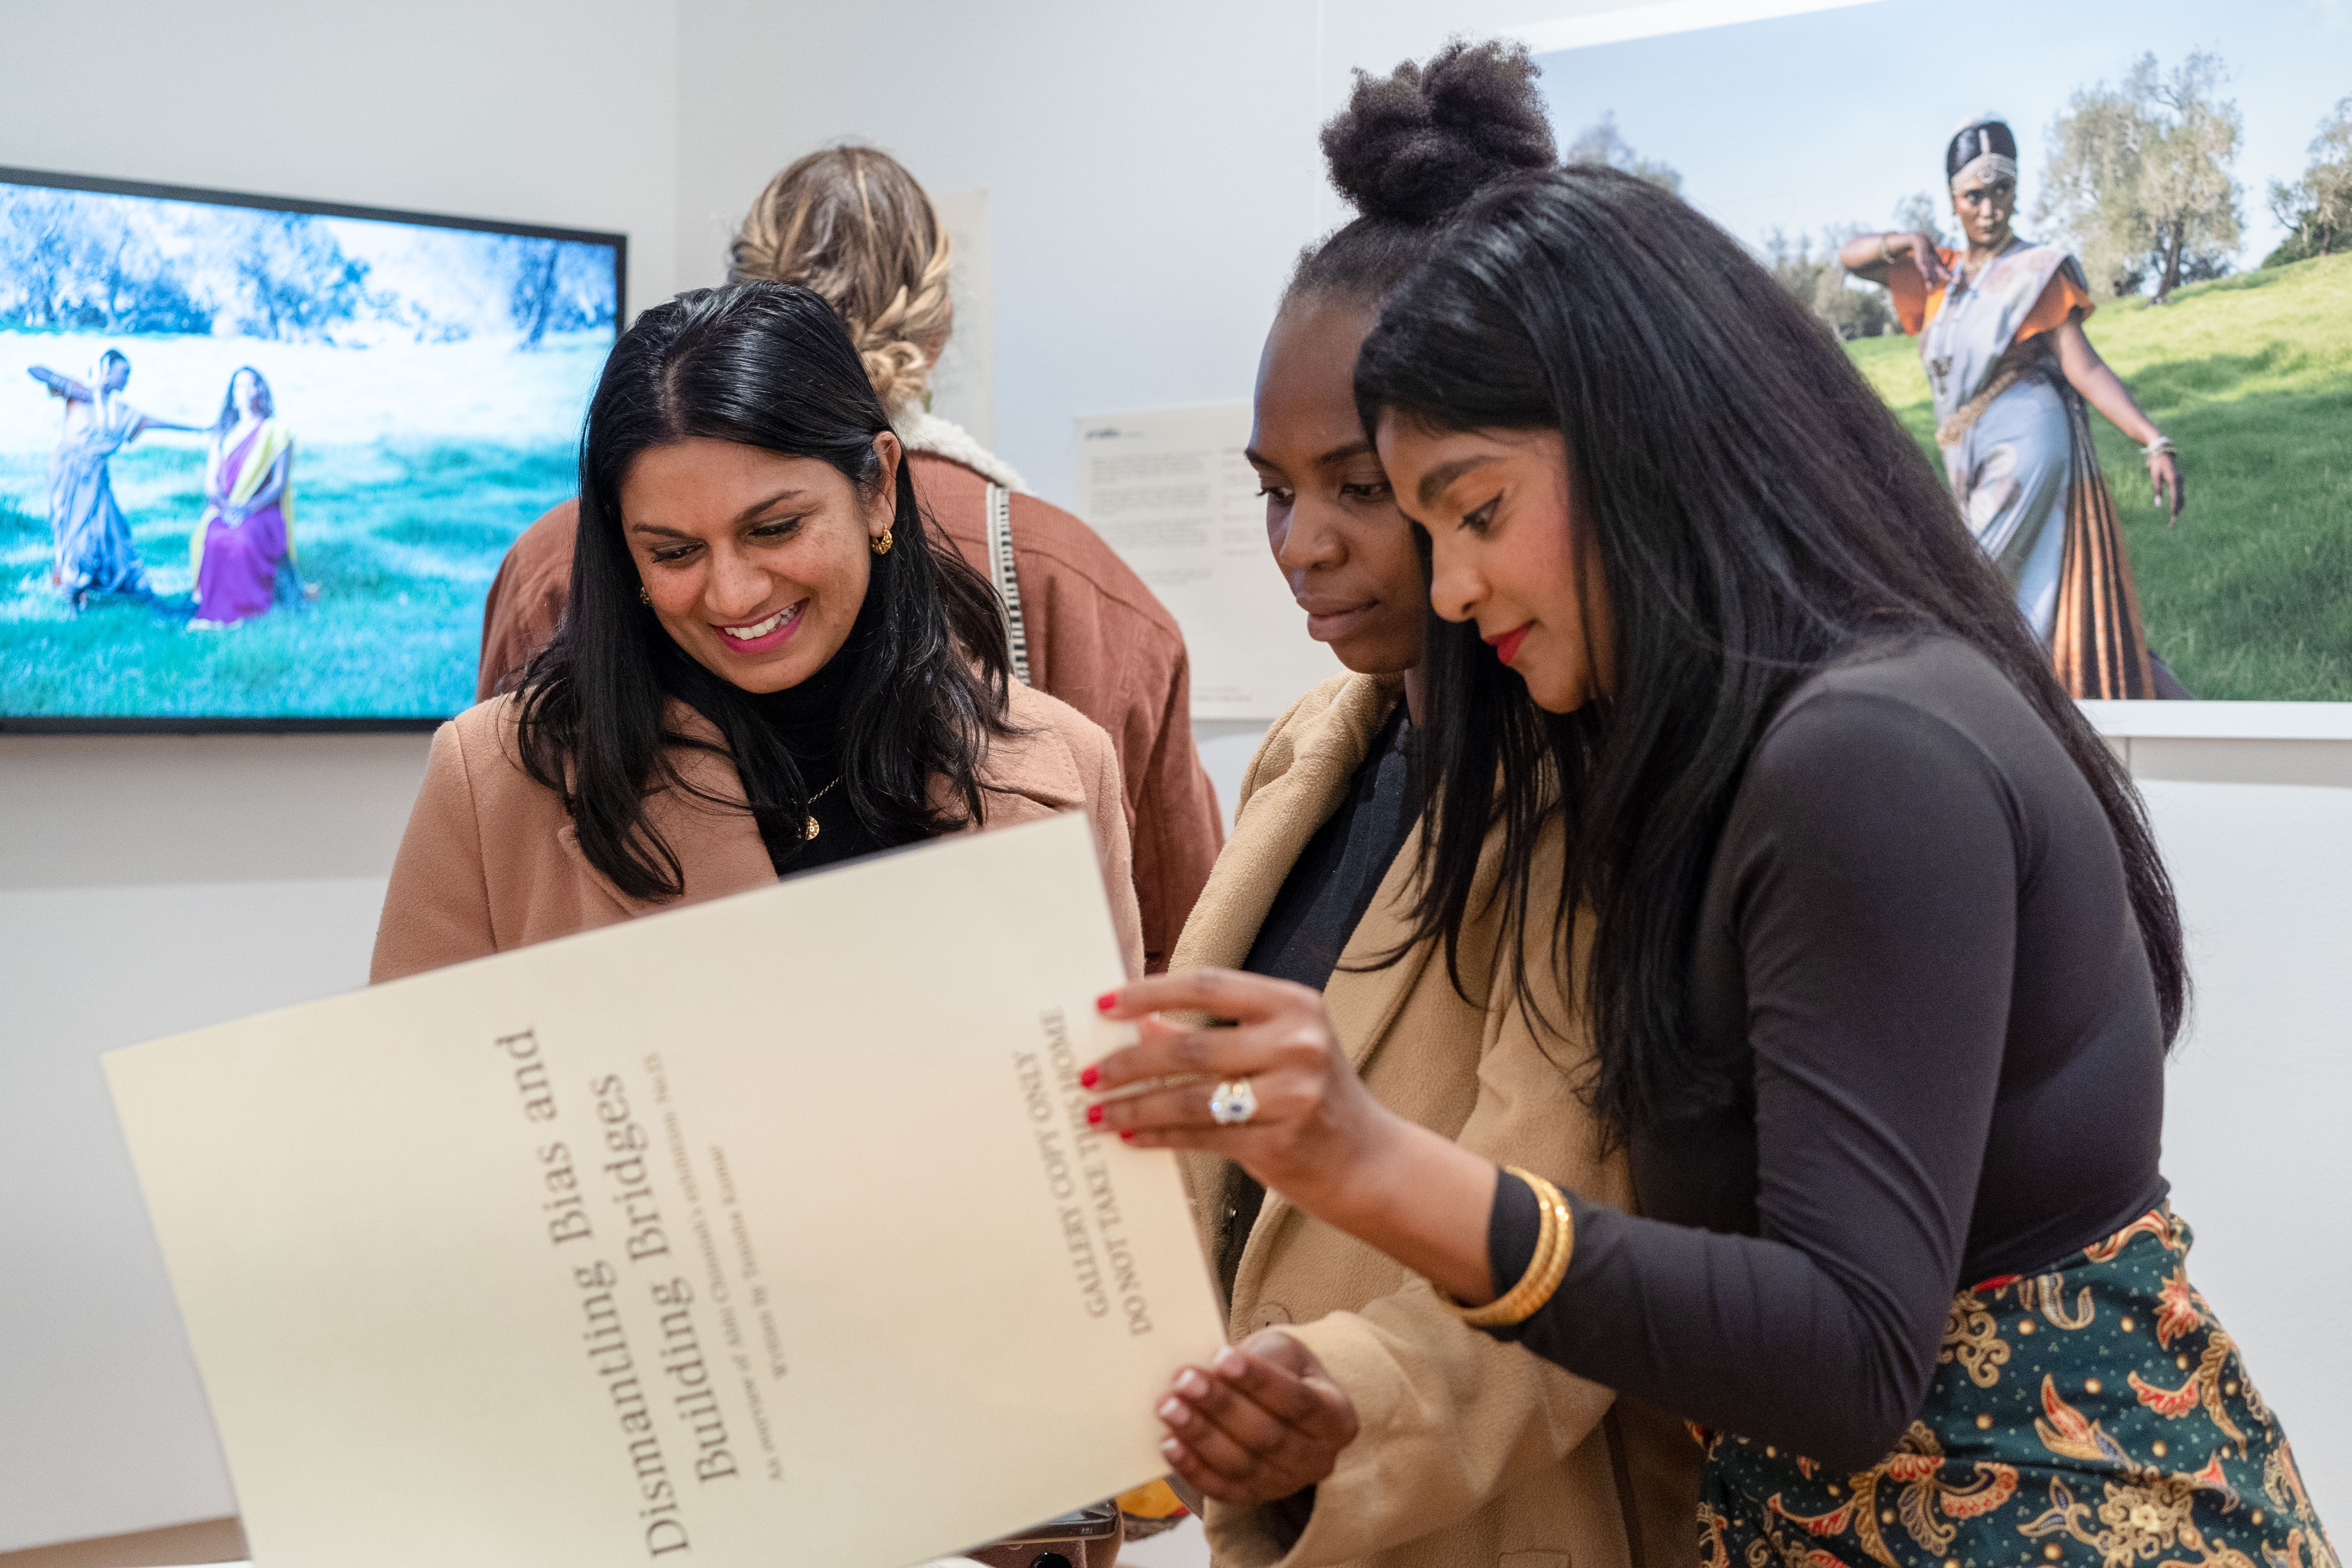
[1088,169,2334,1566]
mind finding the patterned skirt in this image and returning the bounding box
[1702,1210,2336,1568]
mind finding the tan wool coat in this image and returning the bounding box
[371,680,1144,983]
[1172,675,1700,1568]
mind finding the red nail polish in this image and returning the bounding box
[1119,1130,1135,1142]
[1080,1065,1100,1089]
[1095,991,1117,1013]
[1086,1103,1105,1126]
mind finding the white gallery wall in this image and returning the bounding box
[2,0,2346,1555]
[0,1,683,1552]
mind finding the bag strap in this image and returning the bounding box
[985,483,1030,684]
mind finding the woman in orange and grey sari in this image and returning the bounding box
[1841,118,2188,698]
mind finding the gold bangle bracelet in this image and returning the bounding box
[1444,1169,1570,1326]
[1486,1171,1575,1325]
[1439,1167,1577,1327]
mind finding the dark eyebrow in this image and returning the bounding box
[1416,455,1496,510]
[1313,439,1376,468]
[732,487,809,523]
[1244,440,1378,477]
[626,487,810,538]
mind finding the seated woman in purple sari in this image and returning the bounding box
[191,367,298,627]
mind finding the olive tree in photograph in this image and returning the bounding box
[2037,50,2243,303]
[2264,95,2352,266]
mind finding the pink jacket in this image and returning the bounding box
[371,680,1145,983]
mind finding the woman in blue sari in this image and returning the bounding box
[28,350,196,611]
[1841,120,2186,698]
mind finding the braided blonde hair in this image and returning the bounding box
[730,146,954,410]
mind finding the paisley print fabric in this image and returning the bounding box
[1701,1211,2335,1568]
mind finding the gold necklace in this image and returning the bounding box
[804,776,842,841]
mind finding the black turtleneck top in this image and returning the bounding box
[727,596,897,876]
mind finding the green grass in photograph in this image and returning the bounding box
[0,438,571,718]
[1848,252,2352,700]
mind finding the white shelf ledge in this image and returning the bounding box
[2079,701,2352,742]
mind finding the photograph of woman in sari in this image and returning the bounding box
[190,366,300,628]
[1842,120,2189,698]
[28,350,195,611]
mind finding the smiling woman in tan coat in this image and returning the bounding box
[1128,44,1697,1568]
[372,282,1140,984]
[472,145,1219,974]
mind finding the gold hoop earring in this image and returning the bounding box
[871,528,894,556]
[638,584,651,605]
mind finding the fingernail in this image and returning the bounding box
[1080,1065,1100,1089]
[1086,1103,1105,1126]
[1158,1397,1185,1422]
[1096,991,1118,1013]
[1216,1348,1249,1377]
[1160,1438,1183,1461]
[1119,1130,1135,1142]
[1176,1369,1209,1398]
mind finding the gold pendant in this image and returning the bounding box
[805,815,821,842]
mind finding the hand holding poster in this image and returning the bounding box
[105,814,1223,1568]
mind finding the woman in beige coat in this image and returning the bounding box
[1137,43,1697,1568]
[373,281,1140,983]
[474,146,1221,974]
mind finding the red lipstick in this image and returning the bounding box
[1486,624,1530,666]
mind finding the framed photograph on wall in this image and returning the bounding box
[1528,0,2348,703]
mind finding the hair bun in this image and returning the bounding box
[1322,39,1557,227]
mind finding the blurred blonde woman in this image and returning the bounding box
[478,148,1222,971]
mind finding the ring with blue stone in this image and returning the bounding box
[1208,1078,1259,1126]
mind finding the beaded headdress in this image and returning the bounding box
[1946,119,2019,190]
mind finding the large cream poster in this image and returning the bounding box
[105,814,1224,1568]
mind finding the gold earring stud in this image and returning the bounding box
[871,528,893,556]
[638,584,651,605]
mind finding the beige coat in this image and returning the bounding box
[1173,675,1699,1568]
[371,680,1144,982]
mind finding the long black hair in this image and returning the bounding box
[1355,166,2187,1139]
[513,282,1014,900]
